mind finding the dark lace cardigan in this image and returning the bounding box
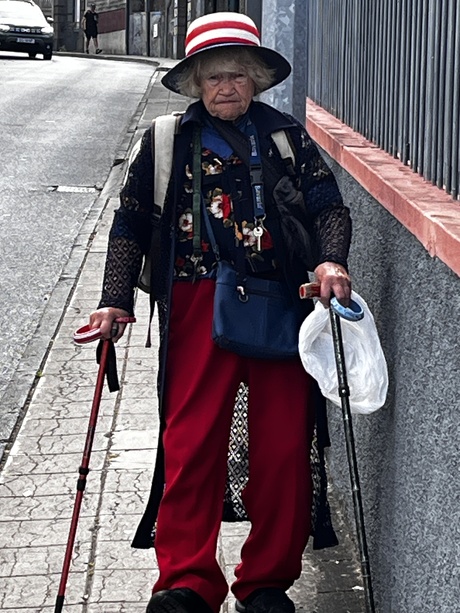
[98,100,352,550]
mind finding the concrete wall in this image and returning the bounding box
[260,0,307,123]
[129,11,147,55]
[259,0,460,607]
[53,0,80,51]
[321,151,460,613]
[99,29,125,53]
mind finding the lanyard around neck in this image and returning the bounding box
[191,121,267,275]
[246,120,266,222]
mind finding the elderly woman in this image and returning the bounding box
[89,12,352,613]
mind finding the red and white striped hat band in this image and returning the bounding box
[185,14,261,57]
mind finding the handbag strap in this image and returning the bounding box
[191,121,266,295]
[191,125,203,279]
[201,197,249,299]
[192,123,222,264]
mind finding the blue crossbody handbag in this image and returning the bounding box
[192,125,303,360]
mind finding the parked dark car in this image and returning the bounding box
[0,0,53,60]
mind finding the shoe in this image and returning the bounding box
[95,48,102,54]
[146,587,213,613]
[235,588,295,613]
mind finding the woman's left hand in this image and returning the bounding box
[314,261,351,308]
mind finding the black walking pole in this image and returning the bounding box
[299,283,376,613]
[329,302,376,613]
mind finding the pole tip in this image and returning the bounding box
[54,595,65,613]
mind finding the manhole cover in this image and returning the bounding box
[48,185,100,193]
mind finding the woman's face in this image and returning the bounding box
[200,67,255,121]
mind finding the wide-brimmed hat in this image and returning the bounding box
[161,12,291,95]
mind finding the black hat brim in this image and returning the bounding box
[161,43,291,95]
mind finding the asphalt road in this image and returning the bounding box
[0,52,155,450]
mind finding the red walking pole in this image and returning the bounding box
[54,339,110,613]
[55,317,135,613]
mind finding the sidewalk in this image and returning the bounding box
[0,56,365,612]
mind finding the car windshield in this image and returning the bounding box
[0,2,41,19]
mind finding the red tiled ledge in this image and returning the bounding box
[306,99,460,277]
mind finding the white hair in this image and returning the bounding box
[176,47,276,98]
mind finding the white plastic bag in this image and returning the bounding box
[298,291,388,414]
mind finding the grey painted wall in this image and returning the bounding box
[321,150,460,613]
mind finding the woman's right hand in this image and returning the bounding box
[89,307,131,342]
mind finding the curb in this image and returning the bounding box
[0,64,163,470]
[55,50,161,68]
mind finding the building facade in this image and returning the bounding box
[50,0,260,55]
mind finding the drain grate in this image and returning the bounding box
[47,185,100,193]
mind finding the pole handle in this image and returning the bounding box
[298,282,321,299]
[73,316,136,345]
[299,283,364,322]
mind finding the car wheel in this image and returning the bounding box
[43,52,52,60]
[28,52,36,58]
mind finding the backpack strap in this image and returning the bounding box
[152,112,183,210]
[271,129,296,175]
[140,112,183,347]
[139,111,183,294]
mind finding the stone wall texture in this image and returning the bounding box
[259,2,460,606]
[321,151,460,613]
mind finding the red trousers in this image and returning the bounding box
[153,280,314,612]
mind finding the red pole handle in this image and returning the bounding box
[299,282,321,299]
[73,316,136,345]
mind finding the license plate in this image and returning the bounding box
[17,37,35,44]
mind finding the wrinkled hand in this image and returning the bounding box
[89,307,130,342]
[314,262,351,308]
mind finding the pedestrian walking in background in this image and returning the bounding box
[81,3,102,54]
[88,12,352,613]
